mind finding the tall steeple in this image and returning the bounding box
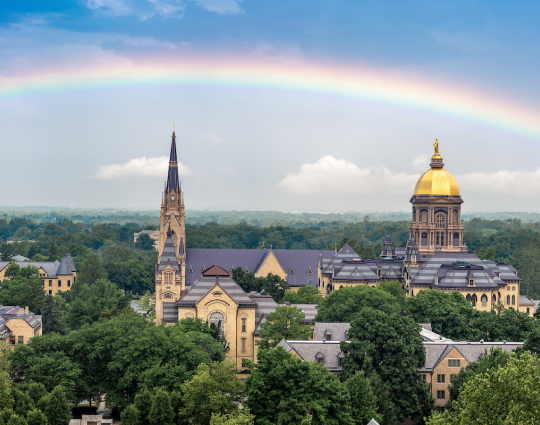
[166,124,180,193]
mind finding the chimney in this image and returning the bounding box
[25,306,29,315]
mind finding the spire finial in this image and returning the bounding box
[434,139,439,156]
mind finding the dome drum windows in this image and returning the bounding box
[435,213,446,228]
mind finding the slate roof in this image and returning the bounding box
[185,248,333,288]
[0,261,61,278]
[409,253,518,290]
[66,254,77,272]
[162,302,178,322]
[166,132,180,193]
[250,293,279,334]
[56,256,72,276]
[519,296,534,306]
[322,244,361,274]
[421,341,524,372]
[157,229,179,275]
[277,340,345,372]
[313,322,350,341]
[0,305,42,338]
[177,276,256,307]
[534,300,540,313]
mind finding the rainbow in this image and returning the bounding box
[1,56,540,139]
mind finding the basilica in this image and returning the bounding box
[154,130,529,364]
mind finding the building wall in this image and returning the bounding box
[254,251,287,280]
[4,318,41,347]
[43,275,75,296]
[134,230,159,250]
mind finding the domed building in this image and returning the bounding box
[409,140,465,255]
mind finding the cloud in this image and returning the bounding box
[411,154,429,172]
[280,156,540,198]
[253,42,304,64]
[94,156,190,179]
[279,155,419,195]
[194,0,243,14]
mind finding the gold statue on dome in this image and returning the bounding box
[434,139,439,155]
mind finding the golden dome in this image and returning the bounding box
[414,140,460,196]
[414,168,460,196]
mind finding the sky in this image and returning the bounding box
[2,1,540,212]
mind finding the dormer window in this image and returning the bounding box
[434,277,438,285]
[290,267,295,274]
[164,271,173,285]
[188,266,193,273]
[411,255,416,263]
[469,278,475,286]
[308,267,313,274]
[377,268,382,277]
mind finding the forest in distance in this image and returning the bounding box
[1,209,540,298]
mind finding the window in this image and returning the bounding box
[436,390,446,400]
[512,286,515,291]
[412,255,416,263]
[9,336,15,345]
[453,232,460,246]
[377,268,382,277]
[316,357,324,365]
[308,267,312,274]
[437,374,446,383]
[289,267,294,274]
[49,290,52,295]
[42,281,44,286]
[49,280,52,287]
[507,295,510,305]
[435,213,446,228]
[468,279,474,286]
[421,211,427,223]
[448,359,461,367]
[164,272,173,285]
[67,280,70,287]
[188,266,193,273]
[512,295,515,305]
[209,312,225,336]
[507,286,511,291]
[18,336,24,344]
[493,294,497,303]
[420,374,427,382]
[58,280,61,287]
[421,232,427,246]
[481,294,488,307]
[471,294,477,307]
[241,318,246,333]
[527,308,530,314]
[241,338,246,354]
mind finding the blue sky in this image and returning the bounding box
[2,1,540,211]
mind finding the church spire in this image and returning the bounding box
[166,125,180,192]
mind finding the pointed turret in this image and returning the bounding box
[166,127,180,193]
[381,231,395,258]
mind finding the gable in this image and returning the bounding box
[254,250,286,279]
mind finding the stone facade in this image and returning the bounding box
[0,305,42,347]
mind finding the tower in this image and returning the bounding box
[155,127,186,322]
[409,140,464,256]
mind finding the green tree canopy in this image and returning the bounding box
[120,404,140,425]
[257,306,313,349]
[314,285,401,322]
[40,295,69,335]
[346,371,381,425]
[281,286,322,304]
[25,409,48,425]
[210,409,255,425]
[180,360,245,425]
[340,308,432,424]
[149,389,174,425]
[246,347,353,425]
[0,265,45,314]
[44,386,71,425]
[231,268,289,303]
[524,326,540,355]
[405,290,476,340]
[135,233,156,250]
[77,252,107,285]
[469,306,536,342]
[428,352,540,425]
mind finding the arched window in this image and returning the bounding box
[411,290,414,296]
[512,295,516,305]
[209,312,225,336]
[507,286,511,291]
[453,210,458,223]
[453,232,460,247]
[512,286,515,291]
[498,291,501,300]
[466,294,472,302]
[339,285,344,289]
[435,213,446,228]
[481,294,488,307]
[421,232,428,246]
[506,295,510,305]
[492,294,497,304]
[421,211,427,223]
[471,294,477,307]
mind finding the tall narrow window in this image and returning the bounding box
[18,336,24,344]
[241,318,246,333]
[241,338,246,354]
[481,294,488,307]
[58,280,61,287]
[507,295,510,305]
[67,280,71,287]
[512,295,516,305]
[437,374,445,383]
[435,213,446,228]
[210,312,225,337]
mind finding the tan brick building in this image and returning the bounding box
[0,305,42,347]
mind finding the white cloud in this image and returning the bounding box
[411,154,430,172]
[94,156,190,179]
[280,156,540,198]
[279,155,419,195]
[194,0,243,14]
[253,42,304,64]
[84,0,133,16]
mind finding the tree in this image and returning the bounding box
[314,285,401,322]
[346,371,381,425]
[0,265,46,314]
[257,306,313,349]
[12,389,35,417]
[210,409,255,425]
[25,384,48,405]
[340,308,432,424]
[41,295,69,335]
[469,306,536,342]
[428,352,540,424]
[77,252,107,285]
[44,386,71,425]
[120,405,140,425]
[180,360,245,425]
[134,388,154,424]
[514,243,540,298]
[447,347,516,409]
[246,347,353,425]
[7,415,28,425]
[135,234,156,251]
[231,268,289,303]
[379,280,405,306]
[26,409,48,425]
[149,389,174,425]
[367,372,398,425]
[405,290,476,340]
[281,286,322,304]
[524,326,540,355]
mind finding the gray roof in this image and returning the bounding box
[157,231,179,274]
[421,341,524,372]
[162,302,178,322]
[0,261,60,278]
[519,296,534,306]
[185,248,333,288]
[56,256,72,276]
[313,322,350,341]
[177,276,256,307]
[288,304,318,322]
[322,244,361,274]
[534,300,540,313]
[409,254,519,290]
[277,339,345,372]
[0,305,41,338]
[249,293,279,333]
[66,254,77,272]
